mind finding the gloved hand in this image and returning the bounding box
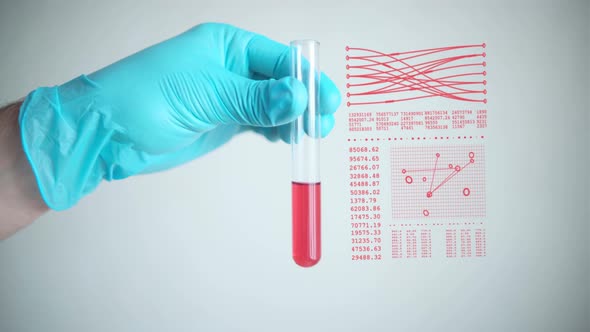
[19,23,341,210]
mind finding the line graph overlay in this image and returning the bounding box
[345,44,487,107]
[391,145,486,219]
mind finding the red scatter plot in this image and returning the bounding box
[391,145,486,219]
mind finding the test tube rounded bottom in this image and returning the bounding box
[292,181,321,267]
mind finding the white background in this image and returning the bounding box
[1,1,588,331]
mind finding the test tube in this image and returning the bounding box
[290,40,321,268]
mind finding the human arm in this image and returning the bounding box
[0,101,49,239]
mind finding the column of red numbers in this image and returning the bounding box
[349,145,383,261]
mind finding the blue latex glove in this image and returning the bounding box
[19,23,341,210]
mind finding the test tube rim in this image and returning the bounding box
[290,39,320,47]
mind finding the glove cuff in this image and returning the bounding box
[19,76,114,210]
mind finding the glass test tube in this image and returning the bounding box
[290,40,321,268]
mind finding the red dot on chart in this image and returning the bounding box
[426,191,432,198]
[346,83,350,88]
[483,71,487,76]
[483,89,487,95]
[346,92,350,97]
[402,169,406,174]
[347,102,351,107]
[469,152,475,158]
[482,43,486,48]
[346,65,349,70]
[483,80,487,85]
[345,46,350,51]
[436,153,440,157]
[448,164,453,169]
[470,159,475,163]
[482,61,487,67]
[482,52,486,57]
[346,74,350,79]
[346,55,350,61]
[463,188,471,196]
[483,99,488,104]
[455,165,461,171]
[422,177,427,182]
[423,210,430,217]
[405,176,413,184]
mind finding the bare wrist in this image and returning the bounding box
[0,101,48,239]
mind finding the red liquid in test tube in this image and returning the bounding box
[290,40,322,267]
[292,182,321,267]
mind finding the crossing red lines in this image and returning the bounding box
[345,43,487,107]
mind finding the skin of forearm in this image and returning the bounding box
[0,101,48,239]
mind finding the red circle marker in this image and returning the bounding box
[482,43,486,48]
[405,176,413,184]
[470,159,475,163]
[482,61,487,67]
[345,55,350,60]
[448,164,453,169]
[345,46,350,51]
[402,169,406,174]
[346,92,350,98]
[483,80,487,85]
[346,65,349,70]
[426,191,432,198]
[346,74,350,79]
[346,102,351,107]
[463,188,471,196]
[482,52,486,57]
[455,165,461,172]
[423,210,430,217]
[436,153,440,157]
[483,99,487,104]
[422,177,427,182]
[483,89,487,95]
[469,152,475,158]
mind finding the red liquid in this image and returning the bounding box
[292,182,321,267]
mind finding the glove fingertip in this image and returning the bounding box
[320,72,342,115]
[266,77,307,126]
[320,114,335,138]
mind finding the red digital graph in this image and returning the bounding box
[345,44,487,107]
[391,145,486,219]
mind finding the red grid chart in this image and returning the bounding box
[391,145,486,219]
